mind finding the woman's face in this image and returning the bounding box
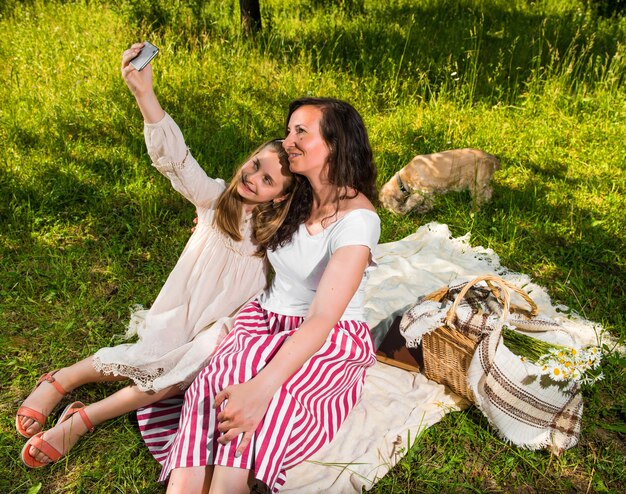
[236,148,290,205]
[283,105,330,177]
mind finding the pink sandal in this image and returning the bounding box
[20,401,94,468]
[15,371,68,438]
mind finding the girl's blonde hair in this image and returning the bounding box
[213,139,294,255]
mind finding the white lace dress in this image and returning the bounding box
[93,113,267,392]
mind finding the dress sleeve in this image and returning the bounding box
[330,210,381,255]
[144,113,226,208]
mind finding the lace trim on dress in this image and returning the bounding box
[92,356,165,392]
[152,148,190,173]
[210,214,256,256]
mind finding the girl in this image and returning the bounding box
[141,97,381,493]
[18,42,298,468]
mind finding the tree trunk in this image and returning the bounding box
[240,0,262,35]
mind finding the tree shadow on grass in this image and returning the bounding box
[2,76,275,235]
[257,0,624,106]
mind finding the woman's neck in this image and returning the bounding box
[305,171,357,225]
[311,185,338,211]
[308,183,351,227]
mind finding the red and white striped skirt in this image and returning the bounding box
[137,300,375,492]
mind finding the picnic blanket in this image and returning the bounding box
[281,222,607,493]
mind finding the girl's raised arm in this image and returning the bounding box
[121,43,165,124]
[121,44,224,207]
[144,114,226,208]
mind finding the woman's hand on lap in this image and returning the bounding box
[214,380,274,457]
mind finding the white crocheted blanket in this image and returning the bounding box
[281,222,609,493]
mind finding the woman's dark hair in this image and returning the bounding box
[263,174,311,251]
[266,97,377,251]
[286,97,377,203]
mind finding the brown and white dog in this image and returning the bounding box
[379,148,500,214]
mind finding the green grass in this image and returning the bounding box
[1,0,625,492]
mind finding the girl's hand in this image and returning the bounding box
[214,380,274,457]
[121,43,154,96]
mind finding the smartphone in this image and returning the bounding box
[130,41,159,71]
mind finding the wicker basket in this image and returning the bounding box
[421,275,538,402]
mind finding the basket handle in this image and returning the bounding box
[484,279,539,317]
[444,274,538,328]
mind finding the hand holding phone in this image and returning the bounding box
[129,41,159,71]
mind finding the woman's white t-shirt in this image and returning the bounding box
[258,209,380,321]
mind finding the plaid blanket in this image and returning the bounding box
[469,324,582,454]
[400,278,582,453]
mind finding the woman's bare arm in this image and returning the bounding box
[214,244,372,455]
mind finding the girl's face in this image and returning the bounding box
[236,148,291,205]
[283,105,330,177]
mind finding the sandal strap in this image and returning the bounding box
[75,407,95,433]
[61,402,95,433]
[28,432,62,462]
[37,371,68,396]
[16,406,46,427]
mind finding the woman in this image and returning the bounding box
[142,97,380,493]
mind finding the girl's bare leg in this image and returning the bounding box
[209,466,254,494]
[167,466,214,494]
[166,464,253,494]
[18,356,125,436]
[26,377,182,464]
